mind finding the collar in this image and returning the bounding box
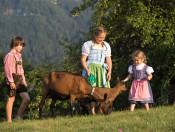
[10,49,21,57]
[91,87,95,95]
[91,41,107,50]
[134,63,146,70]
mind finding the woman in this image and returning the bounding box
[81,26,112,115]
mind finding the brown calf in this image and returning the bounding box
[79,78,126,115]
[96,78,126,114]
[38,71,107,118]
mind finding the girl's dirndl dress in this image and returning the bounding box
[81,40,111,88]
[128,63,154,104]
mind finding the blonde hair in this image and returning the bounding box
[132,50,147,63]
[92,26,107,47]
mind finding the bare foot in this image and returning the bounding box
[7,120,12,123]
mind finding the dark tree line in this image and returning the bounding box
[69,0,175,108]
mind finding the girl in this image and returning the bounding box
[4,36,30,122]
[81,26,112,115]
[122,50,154,111]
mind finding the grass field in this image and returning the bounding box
[0,106,175,131]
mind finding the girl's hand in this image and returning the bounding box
[147,73,153,80]
[122,74,132,82]
[147,76,151,80]
[10,82,16,89]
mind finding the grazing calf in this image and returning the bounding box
[79,78,126,115]
[39,71,108,118]
[98,79,126,114]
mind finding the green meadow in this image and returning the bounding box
[0,106,175,132]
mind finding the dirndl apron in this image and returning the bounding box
[128,65,153,104]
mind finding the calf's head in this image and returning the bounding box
[98,100,113,115]
[99,78,126,115]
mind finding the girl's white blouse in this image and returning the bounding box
[128,63,154,74]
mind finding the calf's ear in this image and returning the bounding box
[116,77,120,83]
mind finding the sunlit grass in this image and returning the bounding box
[0,106,175,131]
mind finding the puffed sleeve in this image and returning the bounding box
[146,66,154,74]
[128,65,133,74]
[81,41,90,56]
[103,41,111,56]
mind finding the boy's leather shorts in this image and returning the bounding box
[6,84,28,97]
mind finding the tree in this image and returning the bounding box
[69,0,175,108]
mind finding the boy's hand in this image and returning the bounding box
[10,82,16,89]
[22,81,28,87]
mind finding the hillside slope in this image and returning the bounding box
[0,0,91,66]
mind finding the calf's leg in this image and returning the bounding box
[50,98,57,117]
[39,89,49,119]
[70,95,76,116]
[79,99,90,115]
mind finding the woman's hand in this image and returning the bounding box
[87,70,91,77]
[10,82,16,89]
[107,71,111,81]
